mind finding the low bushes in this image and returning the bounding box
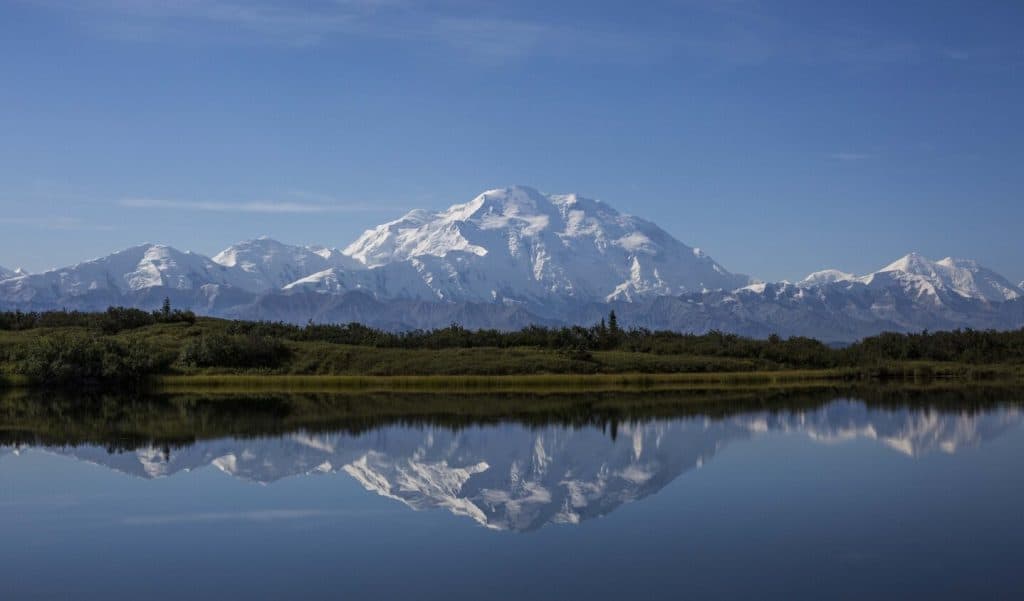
[179,332,290,369]
[0,305,196,333]
[14,332,174,386]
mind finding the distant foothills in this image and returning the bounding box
[1,186,1022,342]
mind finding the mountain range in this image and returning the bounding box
[1,185,1021,341]
[4,401,1019,531]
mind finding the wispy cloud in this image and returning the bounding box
[0,216,115,230]
[23,0,670,63]
[828,152,873,162]
[21,0,1002,68]
[27,0,367,46]
[121,508,382,525]
[120,197,388,213]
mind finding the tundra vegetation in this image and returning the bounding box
[1,302,1023,388]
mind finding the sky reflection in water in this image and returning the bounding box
[2,396,1023,599]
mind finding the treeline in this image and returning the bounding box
[0,301,196,333]
[1,305,1024,388]
[222,313,833,359]
[223,314,1024,366]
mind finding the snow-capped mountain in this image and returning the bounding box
[0,265,27,281]
[800,252,1023,304]
[212,236,364,294]
[0,243,251,306]
[342,186,749,302]
[5,401,1019,531]
[800,269,855,287]
[0,186,1021,340]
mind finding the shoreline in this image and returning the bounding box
[148,366,1021,393]
[151,370,855,393]
[2,363,1022,393]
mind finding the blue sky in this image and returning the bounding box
[1,0,1022,283]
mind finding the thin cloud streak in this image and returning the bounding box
[120,198,390,214]
[120,508,391,525]
[22,0,992,68]
[829,152,874,161]
[22,0,676,63]
[0,216,115,231]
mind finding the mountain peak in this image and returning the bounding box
[342,186,747,301]
[793,253,1022,304]
[881,251,937,275]
[800,269,855,287]
[872,252,1020,302]
[936,256,979,269]
[213,237,290,267]
[213,238,361,292]
[441,186,553,222]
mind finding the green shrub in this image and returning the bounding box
[179,332,289,369]
[14,332,173,386]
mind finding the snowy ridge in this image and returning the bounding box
[800,252,1023,303]
[800,269,855,287]
[212,236,364,293]
[0,244,246,304]
[342,186,749,303]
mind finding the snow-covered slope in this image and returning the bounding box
[0,266,27,281]
[212,237,364,293]
[0,239,368,306]
[280,261,440,300]
[343,186,749,302]
[801,252,1023,304]
[799,269,855,287]
[871,253,1022,302]
[0,244,245,305]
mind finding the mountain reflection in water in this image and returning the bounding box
[3,390,1021,532]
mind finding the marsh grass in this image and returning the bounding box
[151,370,861,393]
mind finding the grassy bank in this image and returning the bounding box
[152,362,1021,393]
[151,370,862,393]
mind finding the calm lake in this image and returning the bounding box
[2,388,1023,600]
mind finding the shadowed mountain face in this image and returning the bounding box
[6,400,1020,532]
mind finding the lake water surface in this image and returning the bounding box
[2,389,1023,599]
